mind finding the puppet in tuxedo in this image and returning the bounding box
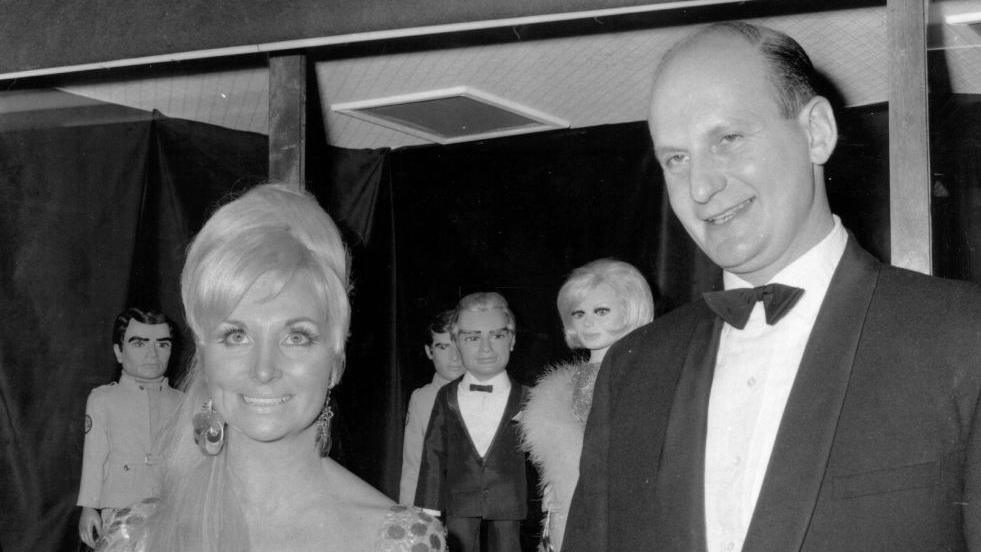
[416,292,528,552]
[565,21,981,552]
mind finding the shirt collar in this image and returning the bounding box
[723,215,848,293]
[119,372,169,391]
[432,372,455,387]
[461,370,511,393]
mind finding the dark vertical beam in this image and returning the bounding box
[269,53,306,190]
[887,0,931,273]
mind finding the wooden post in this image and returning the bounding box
[887,0,931,274]
[268,53,306,190]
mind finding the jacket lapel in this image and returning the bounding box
[483,378,523,458]
[447,379,486,461]
[650,305,721,552]
[450,376,523,461]
[742,238,879,551]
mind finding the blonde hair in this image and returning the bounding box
[144,183,351,551]
[556,259,654,349]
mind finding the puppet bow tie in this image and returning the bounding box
[702,283,805,330]
[469,384,493,393]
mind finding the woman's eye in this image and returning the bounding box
[571,310,585,320]
[219,329,248,345]
[595,307,610,316]
[720,133,742,145]
[284,329,317,346]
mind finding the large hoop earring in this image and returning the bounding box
[315,387,334,458]
[192,399,225,456]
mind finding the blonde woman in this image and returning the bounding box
[97,184,445,552]
[520,259,653,551]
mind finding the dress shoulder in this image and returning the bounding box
[95,498,157,552]
[96,500,445,552]
[375,505,446,552]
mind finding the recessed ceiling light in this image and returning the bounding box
[945,12,981,25]
[332,86,569,145]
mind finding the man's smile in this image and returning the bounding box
[706,198,754,225]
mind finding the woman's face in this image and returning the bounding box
[202,274,332,447]
[569,283,625,353]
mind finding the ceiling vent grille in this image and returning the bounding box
[331,86,569,144]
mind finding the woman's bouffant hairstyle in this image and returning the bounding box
[181,183,350,362]
[143,183,351,552]
[557,259,654,349]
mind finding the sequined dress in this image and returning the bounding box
[518,360,600,552]
[95,497,446,552]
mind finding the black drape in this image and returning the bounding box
[388,122,708,393]
[0,118,153,552]
[307,147,401,492]
[0,102,268,551]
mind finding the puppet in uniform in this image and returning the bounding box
[77,308,183,548]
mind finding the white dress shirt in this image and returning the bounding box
[704,216,848,552]
[457,371,512,458]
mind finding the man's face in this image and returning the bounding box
[114,320,173,380]
[425,331,464,381]
[455,309,514,382]
[649,34,835,285]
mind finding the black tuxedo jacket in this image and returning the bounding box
[565,239,981,551]
[415,376,528,520]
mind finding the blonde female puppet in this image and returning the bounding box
[519,259,653,552]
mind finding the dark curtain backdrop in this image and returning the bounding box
[932,95,981,282]
[0,96,909,552]
[0,117,153,552]
[387,122,706,392]
[0,105,268,551]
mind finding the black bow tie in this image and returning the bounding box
[702,283,805,330]
[469,384,493,393]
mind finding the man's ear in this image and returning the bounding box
[798,96,838,165]
[424,345,434,360]
[113,344,123,364]
[510,334,516,352]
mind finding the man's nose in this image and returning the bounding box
[146,344,159,358]
[251,338,283,383]
[449,347,461,363]
[689,156,726,204]
[478,336,492,353]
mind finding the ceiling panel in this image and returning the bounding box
[51,3,981,149]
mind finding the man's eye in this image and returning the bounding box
[721,133,742,143]
[663,154,688,170]
[158,342,172,349]
[132,341,145,348]
[570,310,585,319]
[464,335,480,343]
